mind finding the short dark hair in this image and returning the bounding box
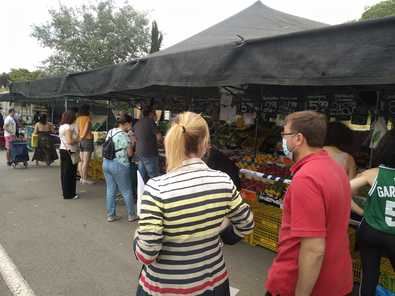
[116,113,132,126]
[39,114,47,125]
[79,104,90,116]
[60,111,76,125]
[284,111,327,147]
[142,108,153,117]
[9,108,15,114]
[373,129,395,168]
[325,122,353,150]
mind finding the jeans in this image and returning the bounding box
[103,159,135,217]
[138,156,160,182]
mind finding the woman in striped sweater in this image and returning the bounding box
[134,112,254,296]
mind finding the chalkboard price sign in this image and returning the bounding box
[261,97,279,115]
[278,97,299,115]
[240,101,257,113]
[384,94,395,118]
[330,95,356,119]
[306,96,329,113]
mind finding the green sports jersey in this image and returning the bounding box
[364,165,395,235]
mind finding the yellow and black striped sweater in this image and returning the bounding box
[134,159,254,296]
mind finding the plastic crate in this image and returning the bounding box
[252,227,279,252]
[252,231,278,252]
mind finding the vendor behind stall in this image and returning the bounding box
[204,145,241,190]
[324,121,357,179]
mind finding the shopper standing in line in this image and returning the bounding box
[351,129,395,296]
[103,113,137,222]
[3,108,17,166]
[59,111,80,200]
[265,111,353,296]
[76,104,95,184]
[133,107,162,182]
[32,114,58,166]
[134,112,254,296]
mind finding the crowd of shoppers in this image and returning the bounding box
[2,105,395,295]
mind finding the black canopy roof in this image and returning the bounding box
[10,1,395,100]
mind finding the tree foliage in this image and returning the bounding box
[150,21,163,54]
[361,0,395,20]
[0,73,10,89]
[8,68,44,82]
[32,1,152,75]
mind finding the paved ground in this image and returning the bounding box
[0,151,275,296]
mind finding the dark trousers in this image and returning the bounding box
[60,149,77,199]
[136,279,230,296]
[357,220,395,296]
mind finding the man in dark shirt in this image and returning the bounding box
[133,108,162,181]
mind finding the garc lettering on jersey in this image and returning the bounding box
[376,186,395,198]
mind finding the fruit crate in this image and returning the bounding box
[243,233,255,246]
[252,227,279,252]
[353,257,395,292]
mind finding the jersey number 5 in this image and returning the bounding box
[385,200,395,227]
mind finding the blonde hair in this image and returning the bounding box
[164,112,210,172]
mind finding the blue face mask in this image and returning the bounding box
[282,137,294,160]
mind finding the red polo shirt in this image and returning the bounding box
[265,150,353,296]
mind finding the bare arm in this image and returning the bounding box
[295,238,325,296]
[350,168,378,215]
[347,155,357,180]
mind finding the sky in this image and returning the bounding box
[0,0,382,73]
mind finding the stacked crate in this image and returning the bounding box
[241,189,282,251]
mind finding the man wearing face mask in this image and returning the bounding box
[265,111,353,296]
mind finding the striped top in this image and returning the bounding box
[134,158,254,295]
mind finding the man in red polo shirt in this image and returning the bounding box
[265,111,352,296]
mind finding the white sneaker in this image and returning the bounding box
[107,216,121,222]
[81,179,95,185]
[128,215,138,222]
[72,194,80,200]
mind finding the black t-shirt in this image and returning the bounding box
[133,117,159,158]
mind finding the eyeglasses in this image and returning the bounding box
[280,132,297,137]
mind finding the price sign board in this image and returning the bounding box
[240,101,257,113]
[306,95,329,113]
[278,97,299,115]
[261,97,279,117]
[384,94,395,119]
[330,94,356,120]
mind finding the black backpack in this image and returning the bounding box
[102,130,122,160]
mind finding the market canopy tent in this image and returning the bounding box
[10,1,395,100]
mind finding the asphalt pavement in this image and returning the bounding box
[0,151,275,296]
